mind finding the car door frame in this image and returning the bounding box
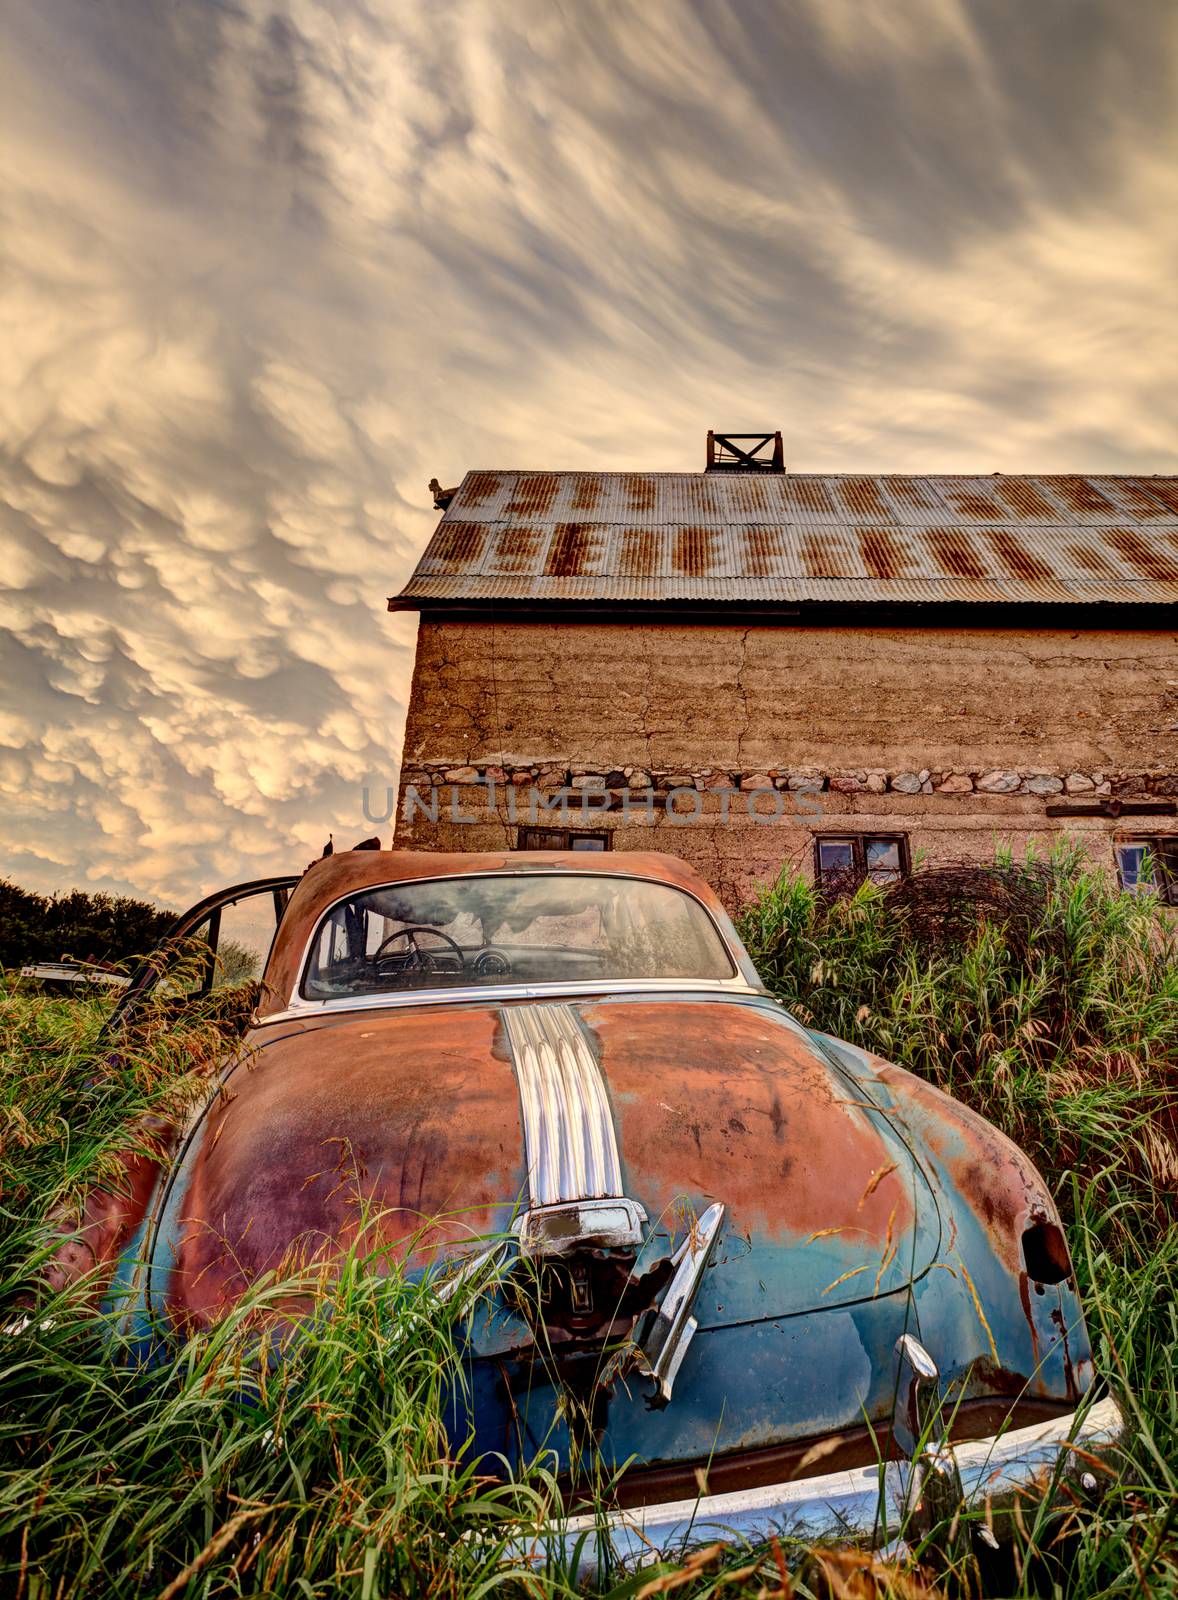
[104,875,301,1037]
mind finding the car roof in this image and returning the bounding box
[256,850,737,1017]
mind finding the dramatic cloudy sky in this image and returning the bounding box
[2,0,1176,907]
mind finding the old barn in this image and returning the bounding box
[390,435,1178,906]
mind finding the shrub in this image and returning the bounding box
[0,880,176,971]
[737,843,1178,1209]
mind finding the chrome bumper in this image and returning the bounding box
[529,1396,1124,1578]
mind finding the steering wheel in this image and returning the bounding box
[371,926,467,976]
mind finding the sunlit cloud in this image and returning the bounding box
[1,0,1175,904]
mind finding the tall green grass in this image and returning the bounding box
[737,844,1178,1595]
[1,845,1175,1597]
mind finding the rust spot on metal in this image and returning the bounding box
[543,522,602,577]
[941,489,1004,521]
[569,475,602,512]
[885,477,943,514]
[505,474,558,517]
[927,527,986,579]
[785,477,836,516]
[1043,476,1117,516]
[857,527,909,580]
[1122,477,1178,516]
[685,476,721,512]
[741,527,788,577]
[674,526,716,577]
[588,1000,915,1247]
[615,526,664,577]
[957,1156,1022,1238]
[46,1119,175,1296]
[486,525,544,574]
[1067,543,1118,576]
[871,1057,1044,1277]
[969,1359,1032,1399]
[1106,527,1178,582]
[424,522,487,570]
[987,528,1052,582]
[835,477,893,520]
[461,472,500,507]
[724,476,773,515]
[800,532,853,578]
[1051,1305,1079,1402]
[993,479,1061,520]
[1018,1270,1042,1368]
[167,1007,525,1329]
[621,473,656,512]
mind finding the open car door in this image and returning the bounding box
[105,876,300,1039]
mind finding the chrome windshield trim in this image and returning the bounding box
[284,868,746,1011]
[519,1395,1124,1580]
[260,975,762,1028]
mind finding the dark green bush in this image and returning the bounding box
[0,880,176,971]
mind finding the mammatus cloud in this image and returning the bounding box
[1,0,1176,904]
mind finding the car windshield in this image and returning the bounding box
[301,872,735,998]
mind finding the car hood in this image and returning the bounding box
[150,992,938,1331]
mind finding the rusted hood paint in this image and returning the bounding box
[580,995,937,1323]
[151,993,936,1332]
[154,1008,526,1329]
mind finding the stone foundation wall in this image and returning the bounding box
[394,619,1178,905]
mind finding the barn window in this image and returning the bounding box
[814,835,909,889]
[518,827,610,852]
[1115,839,1178,903]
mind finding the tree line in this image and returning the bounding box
[0,879,177,971]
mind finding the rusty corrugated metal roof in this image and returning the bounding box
[390,472,1178,609]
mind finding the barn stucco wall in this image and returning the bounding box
[392,618,1178,906]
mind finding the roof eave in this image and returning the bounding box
[387,593,1177,625]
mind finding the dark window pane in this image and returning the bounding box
[817,840,855,876]
[519,827,609,852]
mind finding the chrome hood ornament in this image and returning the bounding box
[502,1000,724,1404]
[633,1201,725,1406]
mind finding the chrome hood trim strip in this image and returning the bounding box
[503,1002,623,1208]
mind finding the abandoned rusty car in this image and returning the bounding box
[60,849,1121,1563]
